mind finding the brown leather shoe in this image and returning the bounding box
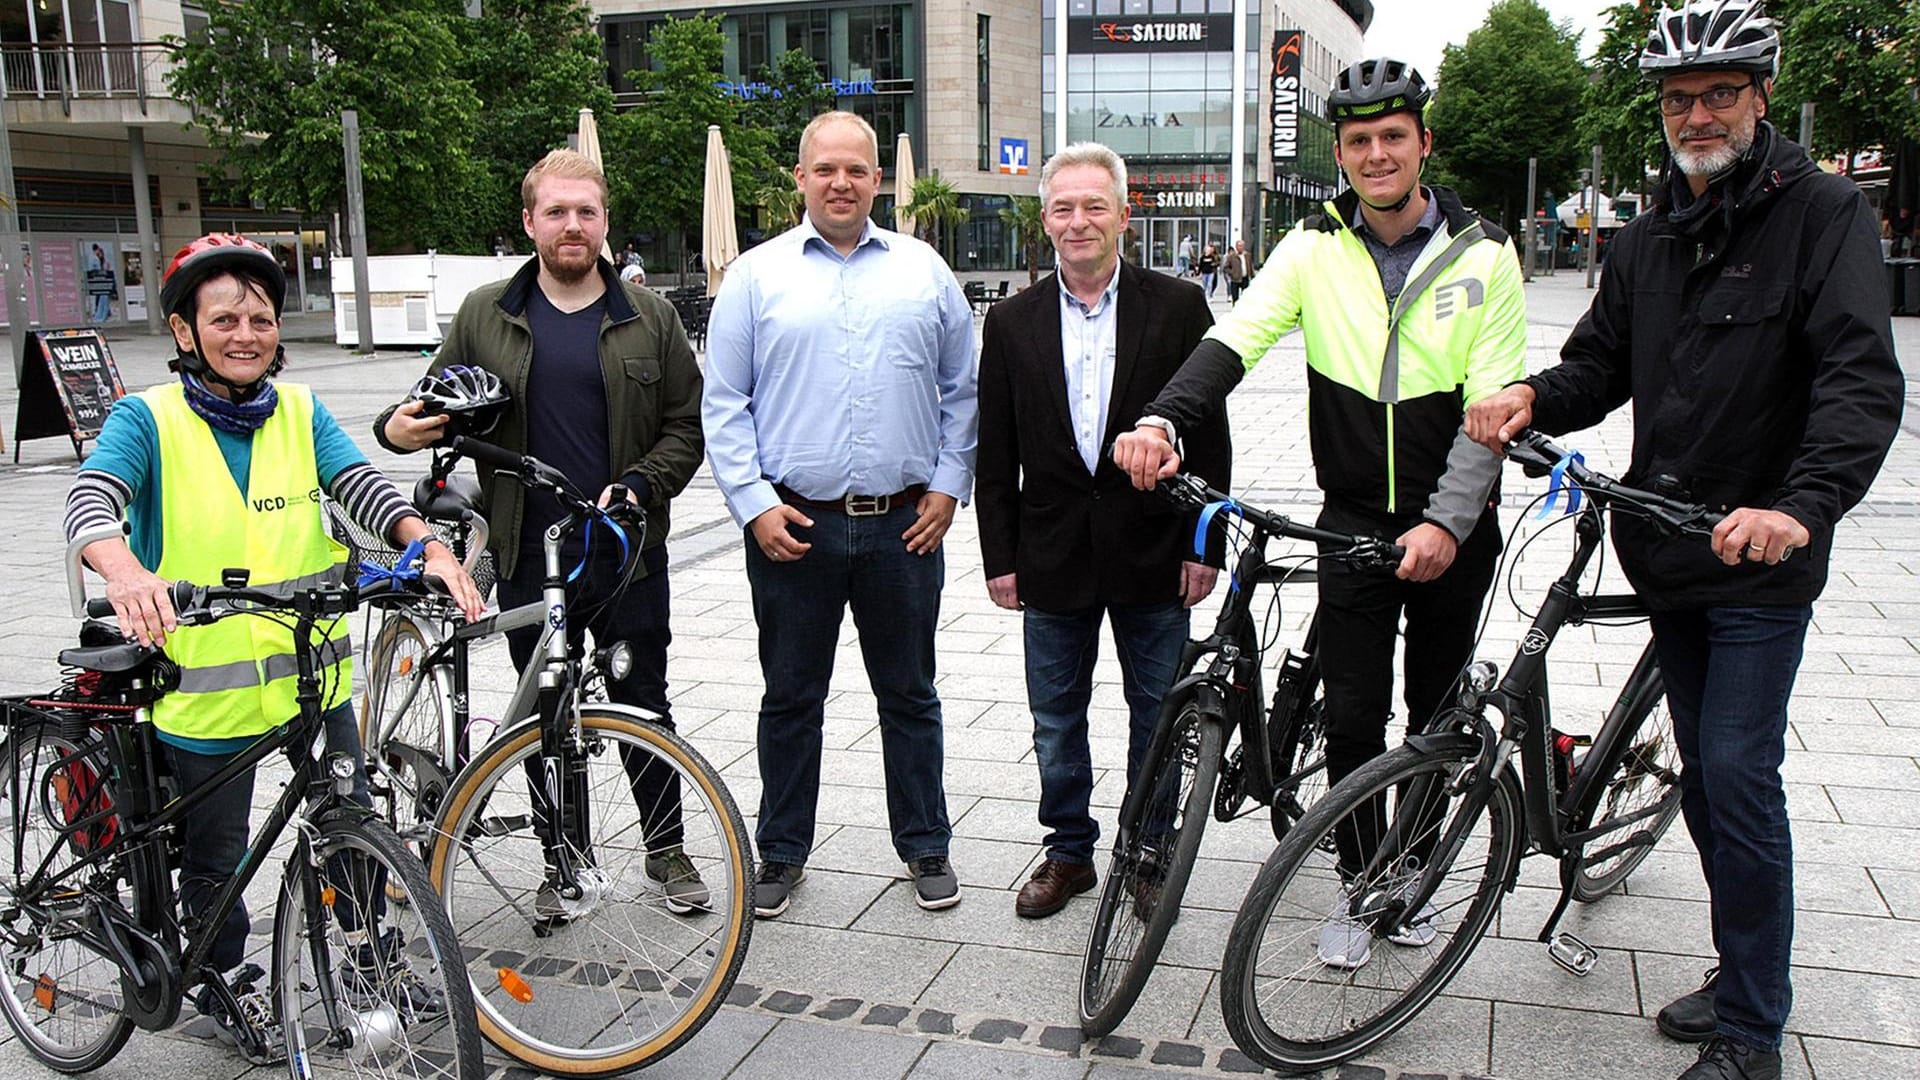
[1015,859,1098,919]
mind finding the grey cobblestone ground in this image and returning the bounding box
[0,275,1915,1078]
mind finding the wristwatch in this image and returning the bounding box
[1134,415,1179,443]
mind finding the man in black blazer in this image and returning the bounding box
[975,144,1232,919]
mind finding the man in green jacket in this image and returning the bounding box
[377,149,707,910]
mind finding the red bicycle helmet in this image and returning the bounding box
[159,233,288,389]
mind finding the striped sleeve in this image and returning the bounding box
[328,463,417,546]
[64,470,131,544]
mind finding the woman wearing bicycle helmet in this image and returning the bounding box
[62,232,482,1061]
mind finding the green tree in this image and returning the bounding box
[745,49,839,167]
[997,195,1046,285]
[903,175,967,258]
[445,0,615,254]
[754,170,805,236]
[1578,2,1664,197]
[166,0,483,252]
[605,15,770,277]
[1424,0,1588,231]
[1769,0,1920,173]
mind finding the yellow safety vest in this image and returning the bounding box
[143,382,352,740]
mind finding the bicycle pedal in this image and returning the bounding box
[1547,931,1598,977]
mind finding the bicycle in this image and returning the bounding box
[352,435,752,1077]
[0,528,483,1078]
[1218,429,1701,1073]
[1079,472,1404,1036]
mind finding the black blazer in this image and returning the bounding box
[976,260,1233,613]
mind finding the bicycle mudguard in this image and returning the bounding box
[1401,731,1482,759]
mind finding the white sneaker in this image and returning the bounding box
[1317,890,1372,970]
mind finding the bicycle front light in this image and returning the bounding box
[595,642,634,683]
[1462,660,1500,703]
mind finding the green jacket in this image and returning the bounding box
[379,257,704,580]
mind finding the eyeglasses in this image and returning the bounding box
[1658,83,1752,117]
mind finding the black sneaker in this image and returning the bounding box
[907,856,960,911]
[1678,1036,1782,1080]
[1658,966,1719,1043]
[194,963,285,1065]
[754,862,805,918]
[340,928,447,1022]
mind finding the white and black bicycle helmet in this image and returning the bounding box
[1640,0,1780,81]
[1328,58,1432,126]
[406,364,511,437]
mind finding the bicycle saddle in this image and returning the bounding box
[413,472,484,521]
[59,639,160,674]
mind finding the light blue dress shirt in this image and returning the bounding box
[702,217,979,528]
[1059,265,1122,474]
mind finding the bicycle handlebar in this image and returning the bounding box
[1504,430,1722,538]
[447,435,647,533]
[1156,472,1405,570]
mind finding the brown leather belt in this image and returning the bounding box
[775,483,925,517]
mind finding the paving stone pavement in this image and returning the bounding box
[0,277,1915,1079]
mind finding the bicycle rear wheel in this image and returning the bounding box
[1222,741,1524,1073]
[1268,688,1329,843]
[1568,682,1682,903]
[273,812,483,1080]
[1078,698,1223,1037]
[360,612,450,850]
[427,706,752,1077]
[0,720,136,1072]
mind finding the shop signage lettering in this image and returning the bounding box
[1129,171,1229,187]
[717,77,878,100]
[1069,14,1234,55]
[1154,191,1220,209]
[1097,110,1184,129]
[1271,30,1303,166]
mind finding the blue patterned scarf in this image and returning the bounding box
[180,370,279,435]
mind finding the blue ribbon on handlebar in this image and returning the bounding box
[358,538,427,588]
[1195,498,1245,593]
[1534,450,1586,519]
[566,507,634,583]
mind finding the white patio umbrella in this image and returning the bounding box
[575,107,615,263]
[702,124,740,298]
[893,131,917,237]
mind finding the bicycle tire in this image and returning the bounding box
[1268,690,1329,844]
[1567,684,1682,903]
[0,721,137,1072]
[1078,699,1224,1037]
[426,706,752,1076]
[360,612,450,851]
[1222,740,1524,1074]
[272,811,484,1080]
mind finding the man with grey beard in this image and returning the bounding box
[1467,4,1902,1079]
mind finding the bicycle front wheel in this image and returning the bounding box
[1568,682,1682,903]
[360,612,450,849]
[0,720,135,1072]
[1222,741,1524,1073]
[272,812,483,1080]
[1078,698,1224,1036]
[427,707,752,1077]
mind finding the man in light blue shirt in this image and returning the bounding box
[703,110,978,919]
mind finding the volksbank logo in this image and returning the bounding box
[1433,279,1486,320]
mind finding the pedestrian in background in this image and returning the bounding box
[1197,243,1220,297]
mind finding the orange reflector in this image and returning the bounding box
[321,886,337,907]
[397,656,414,676]
[498,967,533,1003]
[34,973,56,1012]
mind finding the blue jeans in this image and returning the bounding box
[744,503,950,866]
[1025,600,1190,866]
[1648,604,1812,1053]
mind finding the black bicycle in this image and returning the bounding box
[1078,473,1403,1036]
[0,534,483,1078]
[1218,429,1701,1073]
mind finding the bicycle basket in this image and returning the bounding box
[324,497,497,600]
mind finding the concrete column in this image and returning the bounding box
[1229,0,1247,247]
[127,126,163,335]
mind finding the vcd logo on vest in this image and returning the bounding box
[250,487,324,514]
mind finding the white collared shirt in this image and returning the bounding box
[1059,265,1122,474]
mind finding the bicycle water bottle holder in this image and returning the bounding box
[1547,931,1599,977]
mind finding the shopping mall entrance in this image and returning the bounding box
[1124,214,1229,276]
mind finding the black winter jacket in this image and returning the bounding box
[1527,123,1903,609]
